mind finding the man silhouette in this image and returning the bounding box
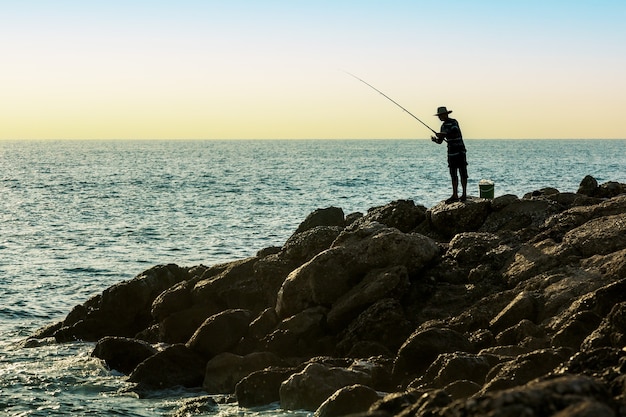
[431,106,468,203]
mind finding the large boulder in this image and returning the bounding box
[562,214,626,257]
[443,374,615,417]
[128,344,207,389]
[429,199,492,238]
[480,198,560,233]
[413,352,496,389]
[54,264,190,342]
[91,336,158,375]
[276,223,439,318]
[351,200,427,233]
[314,384,380,417]
[481,348,571,393]
[279,362,372,411]
[281,226,344,265]
[235,367,297,408]
[202,351,284,394]
[264,306,333,358]
[336,298,412,357]
[327,265,409,331]
[294,207,345,234]
[186,309,254,358]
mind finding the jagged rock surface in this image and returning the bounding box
[30,176,626,416]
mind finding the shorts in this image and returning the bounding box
[448,153,468,180]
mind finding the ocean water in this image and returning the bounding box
[0,139,624,416]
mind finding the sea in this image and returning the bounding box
[1,139,624,416]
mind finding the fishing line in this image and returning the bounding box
[344,71,438,136]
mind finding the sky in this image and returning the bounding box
[1,1,625,140]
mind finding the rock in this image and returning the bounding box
[191,258,262,312]
[294,207,345,234]
[276,224,438,319]
[481,347,572,392]
[597,181,626,198]
[54,264,190,342]
[235,367,297,408]
[202,351,284,394]
[582,302,626,350]
[279,362,371,411]
[442,374,615,417]
[248,307,280,340]
[446,232,502,265]
[171,396,218,417]
[186,309,254,358]
[327,265,409,331]
[314,384,380,417]
[413,352,495,390]
[429,198,491,238]
[159,305,216,344]
[480,198,560,233]
[128,344,206,389]
[443,380,482,400]
[336,298,412,356]
[489,291,541,334]
[551,310,603,350]
[393,327,473,381]
[31,179,626,415]
[281,226,344,264]
[563,214,626,257]
[578,175,599,196]
[91,336,158,375]
[264,306,332,358]
[351,200,427,233]
[151,280,193,323]
[552,400,617,417]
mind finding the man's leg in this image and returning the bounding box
[459,164,468,201]
[447,167,459,203]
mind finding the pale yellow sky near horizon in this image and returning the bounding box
[1,1,625,140]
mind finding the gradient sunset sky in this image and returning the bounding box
[2,1,625,140]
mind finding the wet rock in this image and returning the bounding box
[92,336,158,375]
[314,384,380,417]
[128,344,206,389]
[55,264,190,342]
[235,367,297,408]
[279,362,371,411]
[172,396,218,417]
[202,351,284,394]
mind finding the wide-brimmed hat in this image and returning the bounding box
[434,106,453,116]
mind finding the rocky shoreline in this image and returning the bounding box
[29,175,626,417]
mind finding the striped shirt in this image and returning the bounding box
[440,118,466,156]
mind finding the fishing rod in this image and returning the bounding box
[344,71,440,137]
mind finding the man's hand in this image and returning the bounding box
[431,135,443,144]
